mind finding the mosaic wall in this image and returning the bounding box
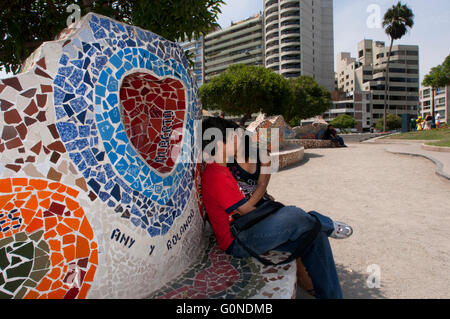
[246,114,295,150]
[0,13,205,299]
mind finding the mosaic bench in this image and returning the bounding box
[0,12,301,299]
[146,224,298,299]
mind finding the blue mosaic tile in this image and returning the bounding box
[53,14,200,237]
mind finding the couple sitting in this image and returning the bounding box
[201,117,353,299]
[322,124,347,147]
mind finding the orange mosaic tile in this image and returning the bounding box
[0,178,13,192]
[0,178,98,299]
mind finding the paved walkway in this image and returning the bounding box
[268,141,450,299]
[364,136,450,180]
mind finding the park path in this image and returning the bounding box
[267,142,450,299]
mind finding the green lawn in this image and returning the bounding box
[385,128,450,147]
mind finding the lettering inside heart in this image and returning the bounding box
[120,72,186,174]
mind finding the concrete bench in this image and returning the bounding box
[272,145,305,169]
[146,224,298,299]
[285,139,340,149]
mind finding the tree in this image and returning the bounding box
[382,1,414,131]
[0,0,225,74]
[376,113,402,131]
[199,64,291,126]
[422,54,450,126]
[283,76,332,126]
[330,114,357,133]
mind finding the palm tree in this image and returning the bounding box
[382,1,414,131]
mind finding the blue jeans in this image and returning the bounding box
[228,206,342,299]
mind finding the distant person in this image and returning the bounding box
[410,117,417,132]
[435,113,441,129]
[323,124,346,147]
[416,117,424,131]
[424,114,433,130]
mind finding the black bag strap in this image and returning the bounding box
[233,213,321,266]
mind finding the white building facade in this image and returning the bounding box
[421,85,449,124]
[333,39,420,131]
[264,0,334,91]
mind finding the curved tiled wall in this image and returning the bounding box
[0,13,204,299]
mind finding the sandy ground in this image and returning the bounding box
[267,142,450,299]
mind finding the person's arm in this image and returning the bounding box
[234,201,256,216]
[245,161,272,207]
[209,172,257,219]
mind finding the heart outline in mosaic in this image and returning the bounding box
[51,14,202,238]
[118,70,188,176]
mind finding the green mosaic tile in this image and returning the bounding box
[28,230,44,242]
[0,247,8,269]
[14,287,28,299]
[11,256,22,266]
[23,279,37,288]
[30,269,49,282]
[14,232,28,242]
[3,278,25,293]
[6,260,33,279]
[33,255,50,271]
[37,240,49,253]
[0,237,14,248]
[0,291,13,299]
[11,242,33,259]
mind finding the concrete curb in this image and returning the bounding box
[385,148,450,181]
[421,143,450,153]
[271,146,305,170]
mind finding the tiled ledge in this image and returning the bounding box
[271,145,305,170]
[146,226,297,299]
[284,139,340,149]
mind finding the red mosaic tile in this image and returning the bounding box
[120,72,186,174]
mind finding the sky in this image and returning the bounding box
[1,0,449,84]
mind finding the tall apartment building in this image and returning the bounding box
[421,85,449,124]
[180,37,205,88]
[333,39,420,131]
[264,0,334,91]
[182,0,335,91]
[203,14,264,83]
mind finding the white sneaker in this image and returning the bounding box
[330,221,353,239]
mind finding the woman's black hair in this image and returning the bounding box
[201,117,240,154]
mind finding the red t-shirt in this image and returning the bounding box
[201,163,248,251]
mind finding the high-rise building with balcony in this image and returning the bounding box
[203,14,264,83]
[182,1,335,92]
[181,37,205,88]
[332,39,420,131]
[421,85,449,124]
[264,0,334,91]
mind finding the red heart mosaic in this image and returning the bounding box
[120,73,186,174]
